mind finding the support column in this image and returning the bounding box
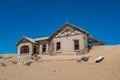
[46,44,49,54]
[39,45,42,54]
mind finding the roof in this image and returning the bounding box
[67,22,88,33]
[49,22,89,40]
[16,36,49,46]
[23,36,36,43]
[34,37,49,41]
[88,36,104,45]
[17,22,103,46]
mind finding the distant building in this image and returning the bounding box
[16,23,104,56]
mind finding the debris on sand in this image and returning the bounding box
[76,56,89,62]
[10,60,18,64]
[95,56,104,63]
[81,57,89,61]
[24,60,32,66]
[0,63,7,67]
[32,54,41,62]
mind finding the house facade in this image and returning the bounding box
[16,23,104,56]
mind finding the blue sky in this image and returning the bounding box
[0,0,120,53]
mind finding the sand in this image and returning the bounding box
[0,45,120,80]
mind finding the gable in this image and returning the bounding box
[16,37,36,46]
[55,25,82,38]
[16,39,31,46]
[16,23,104,47]
[21,39,30,43]
[49,23,88,39]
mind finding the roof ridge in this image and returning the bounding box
[34,37,49,41]
[23,36,36,43]
[66,22,89,33]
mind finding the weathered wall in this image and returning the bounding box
[38,41,49,54]
[17,42,33,55]
[51,34,88,55]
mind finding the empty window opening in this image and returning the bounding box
[74,40,79,50]
[21,46,29,53]
[56,42,61,51]
[42,44,46,52]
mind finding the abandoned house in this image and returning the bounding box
[16,23,104,56]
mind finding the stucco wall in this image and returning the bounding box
[17,42,33,55]
[17,34,88,55]
[38,41,49,54]
[51,34,88,55]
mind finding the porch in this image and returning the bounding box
[17,43,39,56]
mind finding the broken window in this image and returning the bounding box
[21,46,29,53]
[74,40,79,50]
[42,44,46,52]
[56,42,61,51]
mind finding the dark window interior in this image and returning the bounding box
[21,46,29,53]
[74,40,79,50]
[56,42,61,51]
[34,46,37,54]
[42,44,46,52]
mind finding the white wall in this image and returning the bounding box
[51,34,87,55]
[17,42,33,55]
[38,41,49,54]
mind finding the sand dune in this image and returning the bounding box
[0,45,120,80]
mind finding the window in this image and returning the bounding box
[56,42,61,51]
[34,46,37,54]
[21,46,29,53]
[42,44,46,52]
[74,40,79,50]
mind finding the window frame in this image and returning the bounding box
[21,46,29,53]
[74,40,79,50]
[56,42,61,51]
[42,44,46,53]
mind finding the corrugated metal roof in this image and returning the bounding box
[23,36,36,43]
[34,37,49,41]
